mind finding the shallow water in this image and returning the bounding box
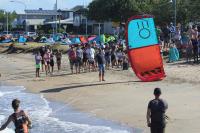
[0,85,142,133]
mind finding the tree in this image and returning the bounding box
[88,0,140,22]
[87,0,200,26]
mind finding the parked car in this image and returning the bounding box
[25,32,37,37]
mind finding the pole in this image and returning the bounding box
[98,23,100,36]
[174,0,176,32]
[59,10,61,33]
[86,17,87,36]
[55,0,58,34]
[10,1,27,32]
[25,5,28,33]
[6,12,8,35]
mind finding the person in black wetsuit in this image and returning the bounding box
[0,99,32,133]
[146,88,168,133]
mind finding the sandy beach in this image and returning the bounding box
[1,49,200,132]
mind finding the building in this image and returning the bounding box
[15,6,114,34]
[16,8,73,32]
[72,5,114,35]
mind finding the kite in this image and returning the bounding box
[126,15,166,82]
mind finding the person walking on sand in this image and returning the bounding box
[147,88,168,133]
[96,48,106,82]
[55,49,62,71]
[35,51,42,77]
[0,99,32,133]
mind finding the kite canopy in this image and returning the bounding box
[100,34,106,43]
[19,36,27,43]
[80,36,88,44]
[70,37,81,45]
[126,15,166,82]
[88,36,100,44]
[105,35,116,43]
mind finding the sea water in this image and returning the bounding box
[0,85,142,133]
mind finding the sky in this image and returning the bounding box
[0,0,92,13]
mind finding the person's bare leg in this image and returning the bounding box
[45,65,48,76]
[38,69,40,77]
[36,69,37,77]
[99,72,102,82]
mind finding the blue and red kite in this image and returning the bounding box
[126,15,166,82]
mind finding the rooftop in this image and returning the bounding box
[25,8,57,15]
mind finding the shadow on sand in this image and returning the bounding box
[40,80,142,93]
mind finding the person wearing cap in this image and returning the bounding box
[146,88,168,133]
[0,99,32,133]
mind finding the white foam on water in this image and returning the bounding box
[0,86,135,133]
[0,92,3,97]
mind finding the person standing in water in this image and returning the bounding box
[0,99,32,133]
[147,88,168,133]
[35,51,42,77]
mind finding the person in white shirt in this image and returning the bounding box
[86,44,96,72]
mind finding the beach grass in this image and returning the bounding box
[0,42,69,53]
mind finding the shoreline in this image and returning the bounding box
[1,52,200,132]
[0,85,136,133]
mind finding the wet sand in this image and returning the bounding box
[0,52,200,133]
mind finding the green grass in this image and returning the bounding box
[13,42,69,53]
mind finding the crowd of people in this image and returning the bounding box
[157,23,200,63]
[34,41,129,81]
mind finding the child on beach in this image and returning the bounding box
[35,51,42,77]
[0,99,32,133]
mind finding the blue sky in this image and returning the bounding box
[0,0,92,13]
